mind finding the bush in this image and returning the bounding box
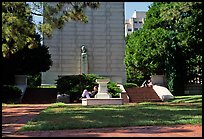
[11,45,52,75]
[123,83,138,89]
[107,81,122,98]
[56,74,101,102]
[56,74,122,101]
[2,85,22,103]
[27,73,41,87]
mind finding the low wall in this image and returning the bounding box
[117,84,129,103]
[82,98,123,106]
[125,87,161,103]
[184,84,202,95]
[21,88,57,104]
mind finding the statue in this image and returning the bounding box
[81,45,88,74]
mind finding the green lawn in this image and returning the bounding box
[20,95,202,131]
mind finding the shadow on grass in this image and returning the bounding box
[20,102,202,131]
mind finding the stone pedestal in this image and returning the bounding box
[151,75,167,87]
[14,75,27,93]
[15,75,27,85]
[14,75,28,102]
[95,78,111,99]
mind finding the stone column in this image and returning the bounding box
[14,75,28,97]
[95,78,112,98]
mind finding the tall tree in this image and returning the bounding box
[2,2,38,58]
[2,2,100,57]
[2,2,100,84]
[125,2,202,95]
[30,2,100,37]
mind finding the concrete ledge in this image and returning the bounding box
[82,98,123,106]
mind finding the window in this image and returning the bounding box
[139,21,143,24]
[134,21,137,23]
[128,29,132,31]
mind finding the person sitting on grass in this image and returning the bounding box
[80,85,98,99]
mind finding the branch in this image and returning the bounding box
[31,11,43,16]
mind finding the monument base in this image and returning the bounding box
[152,85,174,101]
[95,93,111,99]
[82,98,123,106]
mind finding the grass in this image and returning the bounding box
[165,95,202,104]
[20,95,202,131]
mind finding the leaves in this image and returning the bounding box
[125,2,202,95]
[2,2,38,58]
[2,2,100,57]
[31,2,100,37]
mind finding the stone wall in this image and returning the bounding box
[125,87,162,103]
[42,2,126,84]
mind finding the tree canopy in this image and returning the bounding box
[2,2,38,58]
[2,2,100,58]
[2,2,100,85]
[125,2,202,95]
[30,2,100,37]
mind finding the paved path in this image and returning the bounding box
[2,104,202,137]
[2,104,50,137]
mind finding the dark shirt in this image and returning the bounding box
[90,91,98,98]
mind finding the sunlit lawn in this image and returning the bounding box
[20,95,202,131]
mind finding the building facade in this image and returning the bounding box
[125,11,146,36]
[42,2,126,84]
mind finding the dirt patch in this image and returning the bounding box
[2,104,202,137]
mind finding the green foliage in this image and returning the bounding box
[2,85,22,103]
[27,73,42,88]
[125,2,202,95]
[123,83,138,89]
[82,74,102,91]
[107,81,122,98]
[56,74,101,102]
[7,45,52,75]
[31,2,100,37]
[2,2,100,49]
[56,74,122,101]
[2,2,39,58]
[2,2,99,84]
[2,45,52,84]
[2,2,52,86]
[125,28,168,85]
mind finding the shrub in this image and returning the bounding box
[27,73,41,88]
[107,81,122,98]
[123,83,138,89]
[2,85,22,103]
[56,74,101,102]
[56,74,122,101]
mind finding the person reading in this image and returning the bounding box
[80,86,98,99]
